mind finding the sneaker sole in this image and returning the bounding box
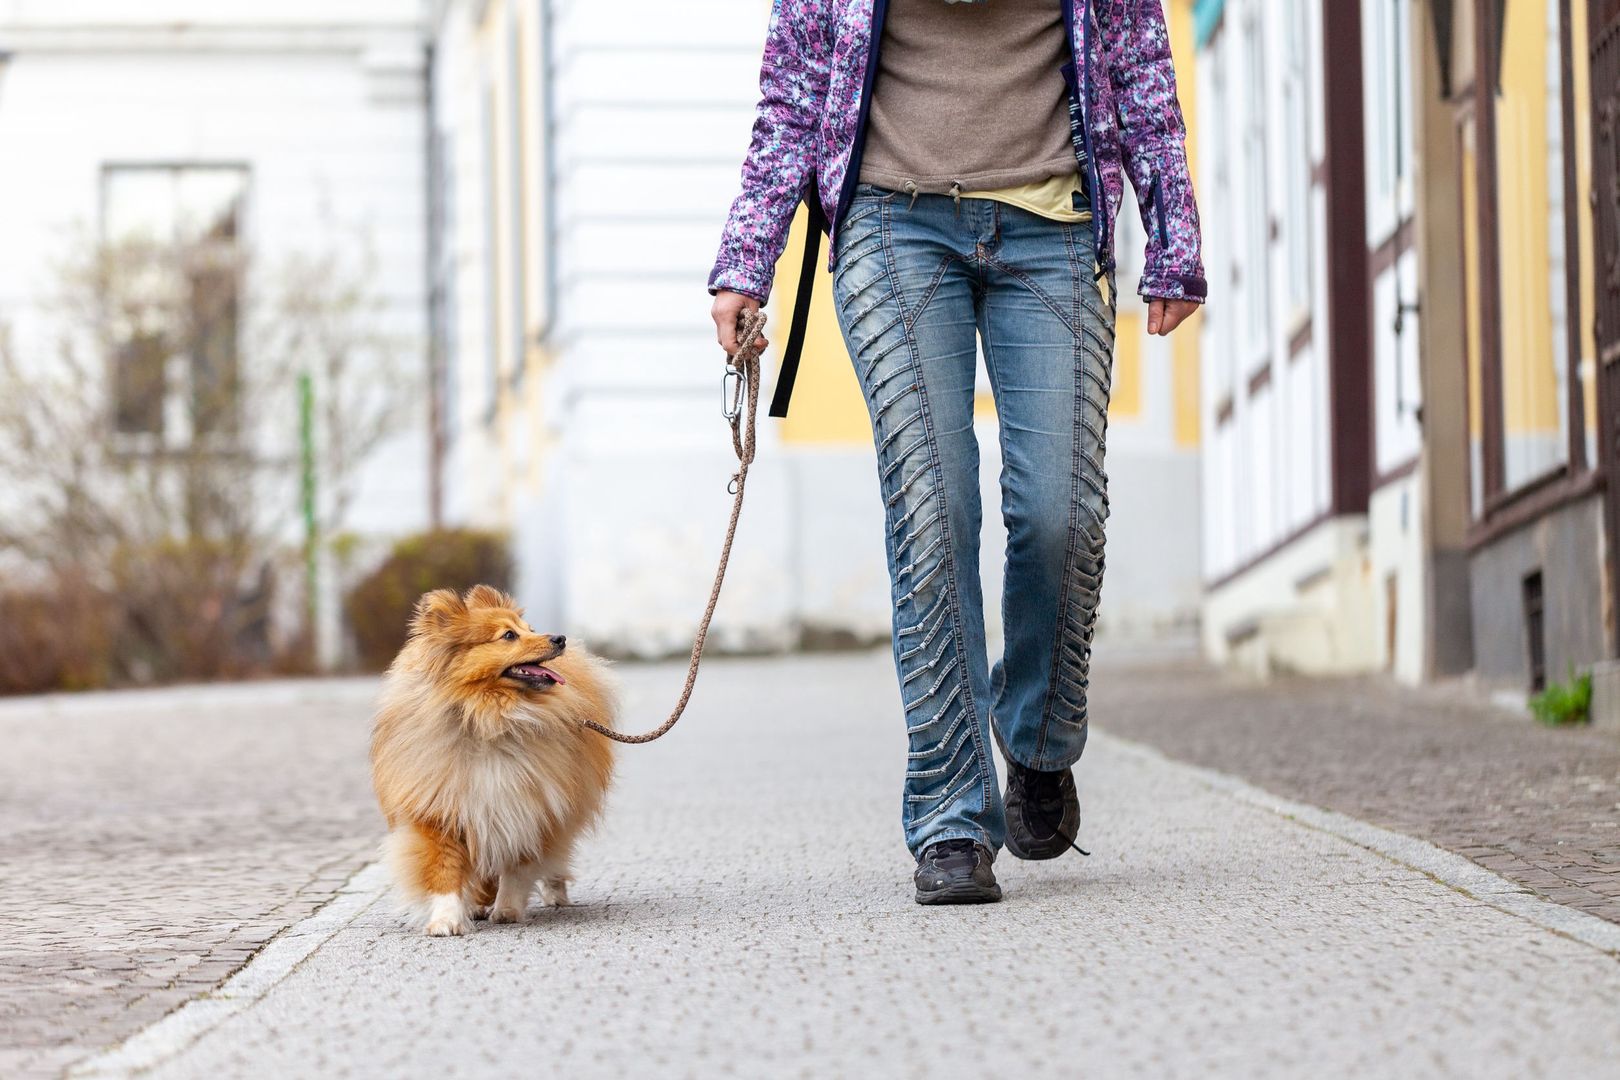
[914,880,1003,905]
[1003,831,1073,862]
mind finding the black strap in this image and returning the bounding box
[768,220,822,419]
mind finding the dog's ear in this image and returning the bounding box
[410,589,467,636]
[463,584,519,612]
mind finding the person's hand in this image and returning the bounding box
[1147,297,1200,337]
[712,290,768,357]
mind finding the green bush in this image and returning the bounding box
[1529,669,1592,727]
[344,529,513,670]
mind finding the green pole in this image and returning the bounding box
[299,370,318,636]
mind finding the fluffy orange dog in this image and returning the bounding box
[371,585,616,936]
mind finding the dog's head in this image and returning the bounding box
[401,585,576,704]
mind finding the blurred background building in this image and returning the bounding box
[1,0,1616,704]
[1194,0,1612,697]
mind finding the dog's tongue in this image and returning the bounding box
[513,663,565,684]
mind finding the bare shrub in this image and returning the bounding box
[0,228,416,690]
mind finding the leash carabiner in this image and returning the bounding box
[722,363,744,423]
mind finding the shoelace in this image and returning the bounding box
[1024,773,1091,858]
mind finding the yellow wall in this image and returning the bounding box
[1113,315,1143,418]
[772,206,873,444]
[1494,0,1561,438]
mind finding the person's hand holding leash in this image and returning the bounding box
[712,289,768,356]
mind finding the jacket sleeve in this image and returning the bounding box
[1101,0,1207,303]
[708,1,832,302]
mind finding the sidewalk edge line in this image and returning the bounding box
[1096,731,1620,957]
[69,862,391,1078]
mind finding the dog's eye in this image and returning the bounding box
[502,630,518,641]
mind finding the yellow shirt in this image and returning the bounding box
[963,171,1092,224]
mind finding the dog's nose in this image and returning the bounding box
[552,635,567,649]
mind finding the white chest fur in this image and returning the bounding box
[446,738,567,873]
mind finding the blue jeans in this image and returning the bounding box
[831,187,1116,858]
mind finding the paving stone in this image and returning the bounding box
[0,680,381,1078]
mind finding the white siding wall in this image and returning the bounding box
[1362,0,1427,682]
[1363,0,1423,477]
[1199,0,1429,681]
[433,0,808,653]
[1197,0,1332,586]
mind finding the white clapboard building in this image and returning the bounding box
[0,1,434,659]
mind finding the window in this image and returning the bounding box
[1364,0,1416,240]
[1463,0,1590,513]
[1202,24,1240,578]
[1206,29,1237,409]
[1240,14,1271,359]
[102,165,247,443]
[1280,1,1313,320]
[1496,0,1569,489]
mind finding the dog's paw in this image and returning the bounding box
[468,905,491,921]
[424,893,471,936]
[424,915,470,937]
[488,905,526,924]
[540,879,571,907]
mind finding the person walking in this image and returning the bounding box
[709,0,1205,904]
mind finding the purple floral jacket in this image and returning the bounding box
[709,0,1207,305]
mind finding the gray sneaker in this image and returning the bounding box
[913,839,1002,905]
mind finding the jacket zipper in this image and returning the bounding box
[831,0,892,234]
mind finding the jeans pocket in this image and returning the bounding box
[854,183,900,202]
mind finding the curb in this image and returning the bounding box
[70,863,393,1078]
[1097,731,1620,957]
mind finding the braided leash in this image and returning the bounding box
[577,309,768,745]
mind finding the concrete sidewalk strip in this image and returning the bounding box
[66,652,1620,1079]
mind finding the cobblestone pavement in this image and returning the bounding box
[0,680,382,1079]
[1091,649,1620,924]
[50,651,1620,1080]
